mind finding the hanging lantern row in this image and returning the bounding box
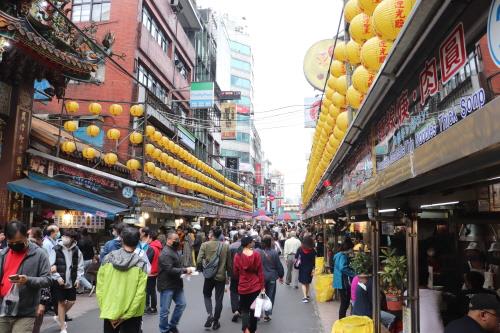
[65,101,144,118]
[303,0,416,206]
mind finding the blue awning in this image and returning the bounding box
[7,178,126,219]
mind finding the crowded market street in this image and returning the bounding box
[40,269,323,333]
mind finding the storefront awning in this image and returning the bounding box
[7,178,126,219]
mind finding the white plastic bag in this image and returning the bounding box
[263,294,273,312]
[0,284,20,317]
[250,292,272,318]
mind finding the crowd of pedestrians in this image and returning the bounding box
[0,219,322,333]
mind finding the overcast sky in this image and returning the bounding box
[198,0,342,203]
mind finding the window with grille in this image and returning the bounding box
[72,0,111,23]
[137,64,168,102]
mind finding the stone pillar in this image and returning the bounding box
[0,81,34,225]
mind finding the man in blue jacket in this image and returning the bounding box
[100,223,124,263]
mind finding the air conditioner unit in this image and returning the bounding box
[170,0,183,13]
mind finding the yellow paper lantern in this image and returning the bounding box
[166,156,174,167]
[172,144,180,154]
[109,104,123,116]
[166,140,175,152]
[160,152,169,164]
[327,76,337,90]
[333,42,347,62]
[171,175,180,186]
[88,103,102,115]
[153,131,163,143]
[106,128,121,140]
[129,132,143,145]
[154,167,162,179]
[373,0,415,41]
[65,101,79,113]
[349,13,375,44]
[334,75,348,95]
[86,125,100,137]
[358,0,383,15]
[360,36,393,72]
[329,104,342,119]
[145,162,155,174]
[322,98,333,110]
[160,137,170,149]
[103,153,118,166]
[61,141,76,154]
[330,60,346,77]
[346,85,365,109]
[126,159,140,171]
[152,148,162,160]
[336,111,350,131]
[352,65,376,94]
[344,0,362,22]
[130,104,144,117]
[63,120,78,132]
[328,134,341,149]
[325,87,334,101]
[333,126,345,140]
[331,92,346,109]
[166,173,174,184]
[346,40,361,65]
[145,143,155,156]
[145,125,156,138]
[82,147,96,160]
[160,170,169,182]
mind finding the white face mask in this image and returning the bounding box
[62,236,72,247]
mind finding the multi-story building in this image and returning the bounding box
[270,170,285,215]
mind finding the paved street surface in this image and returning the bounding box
[42,273,323,333]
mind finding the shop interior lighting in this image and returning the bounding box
[420,201,459,208]
[142,212,150,219]
[487,176,500,181]
[378,208,397,213]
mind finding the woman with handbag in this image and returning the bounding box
[233,236,265,333]
[295,235,316,303]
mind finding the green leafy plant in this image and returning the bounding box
[379,248,407,295]
[351,251,372,275]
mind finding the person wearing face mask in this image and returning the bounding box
[0,221,51,333]
[100,223,125,263]
[51,229,84,333]
[157,231,193,333]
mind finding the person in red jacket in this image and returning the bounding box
[146,230,163,314]
[233,235,265,333]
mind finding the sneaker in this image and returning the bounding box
[150,307,158,314]
[60,330,67,333]
[65,315,72,322]
[169,327,179,333]
[302,297,309,303]
[264,316,271,322]
[294,286,299,289]
[204,316,214,328]
[231,312,240,322]
[145,307,152,314]
[212,320,221,330]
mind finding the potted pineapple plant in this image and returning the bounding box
[379,248,407,311]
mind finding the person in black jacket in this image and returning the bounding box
[258,235,284,322]
[158,231,193,333]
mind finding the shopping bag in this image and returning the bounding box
[332,315,374,333]
[0,284,20,317]
[262,293,273,312]
[314,274,334,303]
[315,257,325,275]
[253,296,264,318]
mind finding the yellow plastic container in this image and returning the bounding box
[332,316,374,333]
[314,274,334,302]
[315,257,325,275]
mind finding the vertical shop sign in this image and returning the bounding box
[221,102,236,139]
[190,82,214,109]
[439,23,467,84]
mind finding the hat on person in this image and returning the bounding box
[469,293,500,314]
[241,235,254,247]
[488,242,500,253]
[466,242,481,251]
[192,224,201,231]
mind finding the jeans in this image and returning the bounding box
[103,316,142,333]
[203,278,225,320]
[229,278,240,313]
[159,289,186,333]
[79,259,93,290]
[264,280,277,316]
[240,291,260,333]
[285,254,298,287]
[146,276,158,309]
[338,288,351,319]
